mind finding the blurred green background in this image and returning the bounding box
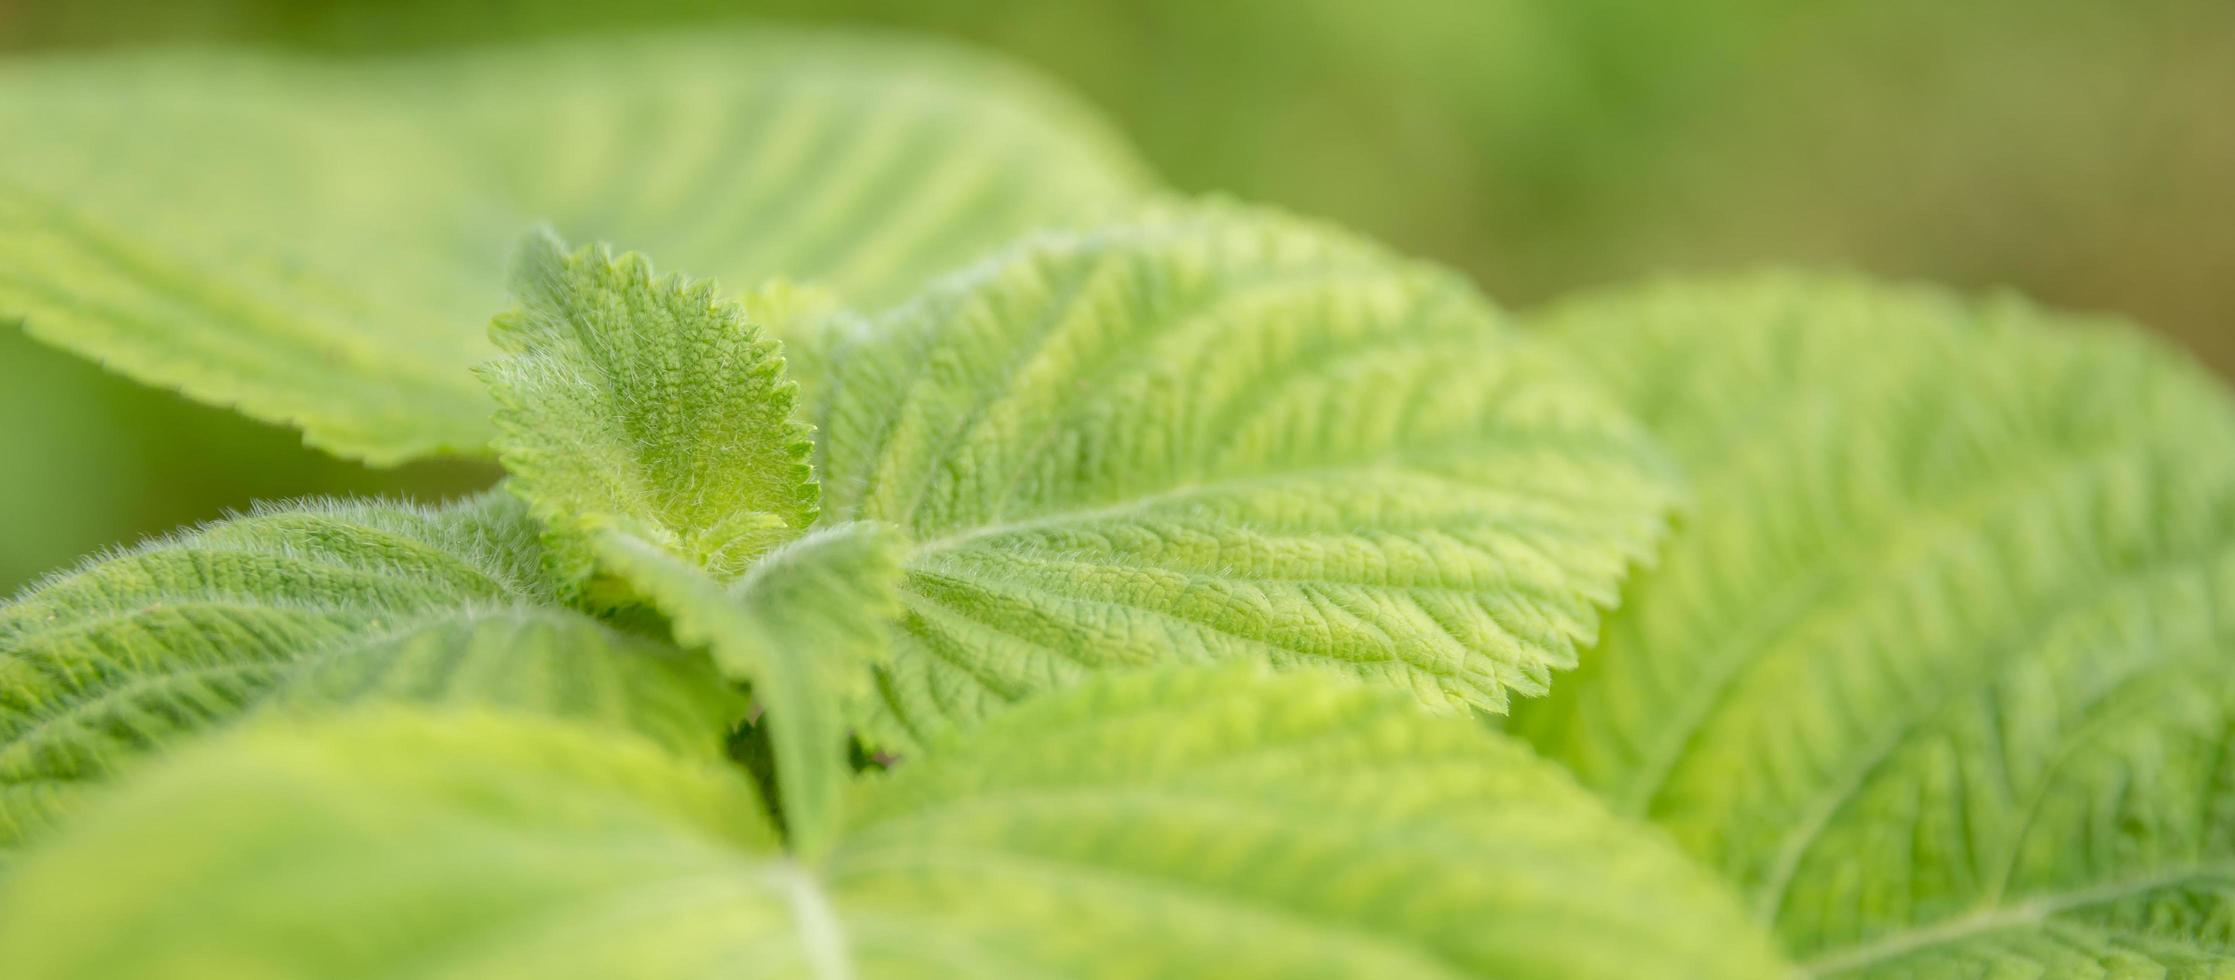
[4,0,2231,590]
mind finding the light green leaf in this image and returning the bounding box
[0,666,1788,979]
[0,31,1153,463]
[485,232,819,594]
[811,203,1679,749]
[0,709,791,979]
[1509,274,2235,977]
[831,665,1785,978]
[0,490,741,851]
[595,521,908,857]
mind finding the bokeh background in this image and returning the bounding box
[4,0,2231,590]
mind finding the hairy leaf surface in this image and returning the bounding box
[0,491,741,850]
[812,204,1679,748]
[0,667,1787,979]
[1510,275,2235,977]
[0,31,1152,462]
[485,233,819,593]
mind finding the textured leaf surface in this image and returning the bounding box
[811,204,1678,748]
[0,667,1787,979]
[1510,275,2235,977]
[596,521,908,856]
[0,491,740,851]
[486,233,819,592]
[0,31,1152,462]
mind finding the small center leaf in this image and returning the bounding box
[482,231,821,599]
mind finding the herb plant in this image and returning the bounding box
[3,30,2232,980]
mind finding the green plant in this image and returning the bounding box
[4,30,2232,980]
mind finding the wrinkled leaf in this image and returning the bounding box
[0,491,741,850]
[1513,274,2235,977]
[812,204,1679,748]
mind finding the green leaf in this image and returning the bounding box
[0,490,741,851]
[594,521,909,857]
[0,667,1788,979]
[0,709,791,978]
[485,232,820,594]
[832,665,1785,978]
[0,31,1153,463]
[811,203,1679,748]
[1509,274,2235,977]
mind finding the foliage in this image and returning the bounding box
[0,493,743,852]
[4,26,2234,980]
[807,205,1675,748]
[0,669,1786,979]
[1512,275,2235,976]
[10,0,2234,595]
[0,30,1148,463]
